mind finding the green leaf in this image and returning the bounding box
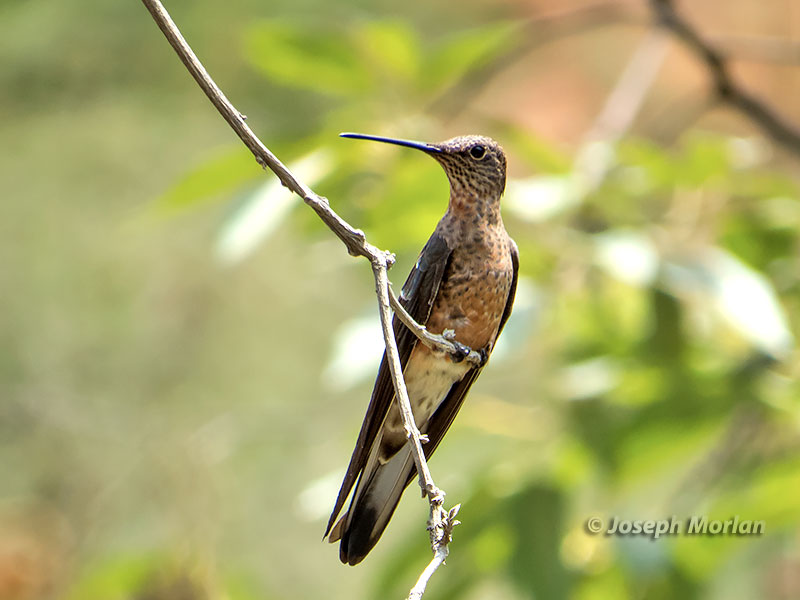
[714,457,800,529]
[507,484,571,598]
[355,20,420,84]
[358,154,450,251]
[616,419,720,484]
[678,135,732,187]
[673,457,800,580]
[423,21,520,93]
[243,20,372,96]
[616,139,678,193]
[65,556,155,600]
[574,566,631,600]
[504,128,572,173]
[468,522,514,573]
[154,147,261,214]
[216,150,330,264]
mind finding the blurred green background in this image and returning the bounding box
[2,0,799,599]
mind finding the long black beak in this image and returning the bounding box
[340,132,441,154]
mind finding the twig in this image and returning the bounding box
[433,0,800,158]
[651,0,800,156]
[140,0,373,259]
[140,0,459,595]
[375,266,460,599]
[372,263,439,497]
[408,504,461,600]
[565,29,669,204]
[645,88,715,145]
[430,0,644,119]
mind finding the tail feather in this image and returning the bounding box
[335,445,416,565]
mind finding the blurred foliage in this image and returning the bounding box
[2,1,800,600]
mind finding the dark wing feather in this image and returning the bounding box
[497,238,519,338]
[406,236,519,480]
[325,232,453,537]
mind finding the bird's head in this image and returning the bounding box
[340,133,507,211]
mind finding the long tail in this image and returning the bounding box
[329,444,416,565]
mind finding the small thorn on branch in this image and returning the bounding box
[408,497,459,600]
[449,504,462,523]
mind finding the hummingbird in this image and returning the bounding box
[325,133,519,565]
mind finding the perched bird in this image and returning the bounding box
[326,133,519,565]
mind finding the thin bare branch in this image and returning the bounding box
[141,0,373,259]
[433,0,800,159]
[408,503,460,600]
[372,261,439,497]
[409,551,448,600]
[430,0,644,119]
[651,0,800,156]
[140,0,459,595]
[565,29,669,204]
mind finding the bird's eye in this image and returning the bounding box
[469,145,486,160]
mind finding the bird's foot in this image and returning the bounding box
[477,347,489,367]
[450,341,471,363]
